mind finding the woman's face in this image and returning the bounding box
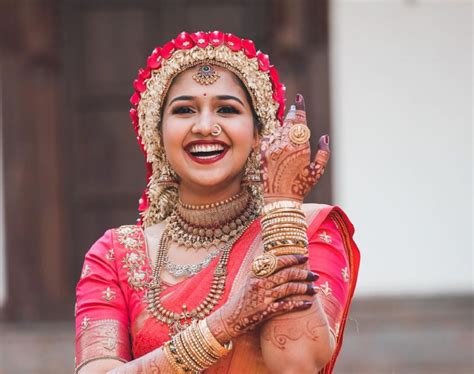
[161,66,257,197]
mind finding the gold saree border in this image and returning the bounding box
[75,319,131,373]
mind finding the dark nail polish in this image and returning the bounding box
[303,301,313,307]
[307,272,317,281]
[306,284,316,295]
[324,135,329,144]
[296,93,303,103]
[296,255,309,264]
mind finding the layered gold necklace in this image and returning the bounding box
[145,189,259,336]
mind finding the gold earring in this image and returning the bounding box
[242,150,261,186]
[211,124,222,137]
[157,160,179,188]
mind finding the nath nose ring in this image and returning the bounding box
[211,124,222,137]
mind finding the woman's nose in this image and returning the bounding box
[191,113,214,136]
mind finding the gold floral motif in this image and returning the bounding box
[105,249,115,261]
[101,287,116,302]
[318,281,332,296]
[137,44,279,226]
[115,225,150,291]
[103,337,117,351]
[81,316,90,331]
[341,267,349,283]
[81,264,91,279]
[318,231,332,244]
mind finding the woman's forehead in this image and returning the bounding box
[167,65,245,98]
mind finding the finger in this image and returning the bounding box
[271,282,317,299]
[312,135,330,170]
[267,299,313,315]
[283,104,297,127]
[267,268,319,287]
[274,254,308,272]
[295,93,307,123]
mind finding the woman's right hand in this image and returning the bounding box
[206,254,318,343]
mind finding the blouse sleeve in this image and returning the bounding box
[75,229,132,372]
[307,209,357,341]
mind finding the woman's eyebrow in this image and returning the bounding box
[216,95,244,106]
[168,95,195,105]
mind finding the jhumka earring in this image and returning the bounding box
[157,160,179,188]
[242,150,261,186]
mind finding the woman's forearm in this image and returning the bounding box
[105,347,173,374]
[260,297,335,374]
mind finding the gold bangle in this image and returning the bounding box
[163,341,186,374]
[184,326,215,368]
[199,319,233,356]
[263,233,308,244]
[268,247,309,256]
[173,333,202,372]
[264,240,308,251]
[263,200,302,214]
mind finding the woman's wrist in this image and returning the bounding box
[206,310,234,345]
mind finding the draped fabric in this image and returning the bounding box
[75,204,360,373]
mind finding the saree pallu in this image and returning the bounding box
[75,204,360,373]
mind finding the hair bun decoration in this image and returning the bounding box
[130,31,286,226]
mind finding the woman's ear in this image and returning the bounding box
[252,122,261,150]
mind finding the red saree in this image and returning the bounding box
[75,204,360,373]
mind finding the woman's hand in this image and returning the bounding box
[260,94,330,203]
[206,254,318,343]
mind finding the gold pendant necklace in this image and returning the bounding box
[145,190,260,336]
[145,223,251,336]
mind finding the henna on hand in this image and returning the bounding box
[261,303,328,351]
[260,94,330,202]
[207,254,314,342]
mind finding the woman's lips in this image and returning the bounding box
[184,140,229,165]
[186,147,229,164]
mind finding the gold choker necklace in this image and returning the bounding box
[168,190,259,249]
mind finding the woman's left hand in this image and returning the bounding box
[260,94,330,203]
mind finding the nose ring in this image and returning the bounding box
[211,124,222,137]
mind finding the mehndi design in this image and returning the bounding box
[260,94,330,203]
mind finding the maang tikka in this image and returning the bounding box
[192,65,220,85]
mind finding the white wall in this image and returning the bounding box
[330,0,472,296]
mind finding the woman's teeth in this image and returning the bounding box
[188,144,225,158]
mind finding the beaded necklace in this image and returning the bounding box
[145,190,259,336]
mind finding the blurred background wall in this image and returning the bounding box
[0,0,472,373]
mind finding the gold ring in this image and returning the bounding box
[211,124,222,137]
[252,253,278,278]
[289,123,310,145]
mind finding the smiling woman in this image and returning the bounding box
[74,31,360,374]
[162,66,257,202]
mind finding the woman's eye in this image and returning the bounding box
[172,106,194,114]
[218,106,239,114]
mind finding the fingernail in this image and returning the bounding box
[296,255,309,264]
[307,284,317,295]
[296,93,303,103]
[303,301,313,307]
[324,135,329,144]
[307,272,318,281]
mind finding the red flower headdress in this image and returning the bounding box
[129,31,286,226]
